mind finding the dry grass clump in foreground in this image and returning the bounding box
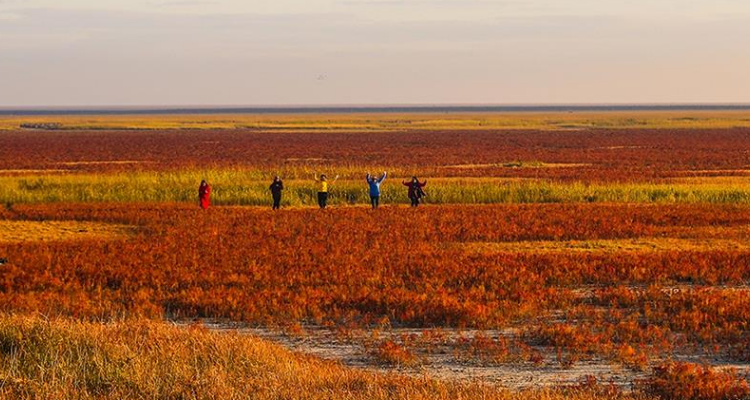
[0,314,649,400]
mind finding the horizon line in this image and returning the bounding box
[2,103,750,116]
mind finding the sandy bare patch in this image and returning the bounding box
[183,313,750,390]
[0,220,136,243]
[459,237,750,254]
[191,323,638,390]
[538,163,590,168]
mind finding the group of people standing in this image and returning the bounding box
[198,173,427,210]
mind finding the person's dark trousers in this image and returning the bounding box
[370,195,380,209]
[410,196,419,207]
[272,193,282,209]
[317,192,328,209]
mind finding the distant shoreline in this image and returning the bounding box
[2,104,750,116]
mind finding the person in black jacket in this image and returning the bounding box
[402,176,427,207]
[269,176,284,209]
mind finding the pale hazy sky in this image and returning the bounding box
[1,0,749,106]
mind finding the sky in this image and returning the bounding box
[0,0,749,106]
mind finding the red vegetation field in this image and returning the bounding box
[2,203,749,377]
[2,121,750,395]
[4,128,750,180]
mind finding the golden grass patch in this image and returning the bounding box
[671,175,750,185]
[0,220,135,243]
[0,169,70,174]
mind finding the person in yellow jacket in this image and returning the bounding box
[314,173,339,209]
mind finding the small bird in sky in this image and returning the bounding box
[317,74,327,81]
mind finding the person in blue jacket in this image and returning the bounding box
[366,171,387,209]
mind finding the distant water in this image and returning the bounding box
[2,105,750,116]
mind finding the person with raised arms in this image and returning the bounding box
[314,173,338,209]
[366,171,387,209]
[402,176,427,207]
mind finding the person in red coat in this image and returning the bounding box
[199,180,211,210]
[402,176,427,207]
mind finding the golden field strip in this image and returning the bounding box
[5,172,750,205]
[2,110,750,131]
